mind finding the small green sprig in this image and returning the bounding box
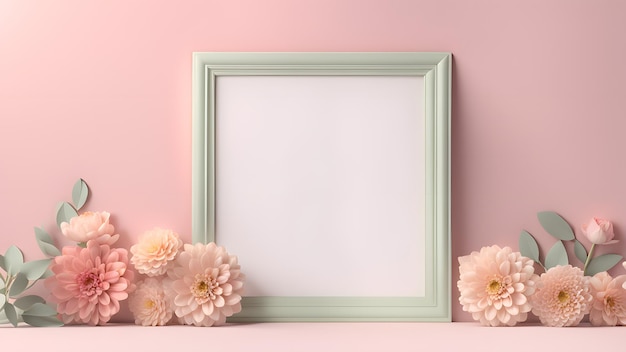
[519,211,623,276]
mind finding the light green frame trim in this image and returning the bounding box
[192,52,451,321]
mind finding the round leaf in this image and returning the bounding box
[22,303,58,317]
[4,246,24,275]
[545,241,568,269]
[37,240,61,258]
[20,259,52,280]
[4,302,18,327]
[0,254,5,271]
[0,294,5,310]
[56,201,78,228]
[34,226,55,245]
[13,295,45,310]
[574,240,588,264]
[586,254,624,276]
[519,230,540,263]
[9,272,29,297]
[72,178,89,210]
[22,314,63,327]
[537,211,575,241]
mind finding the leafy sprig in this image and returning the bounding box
[519,211,623,276]
[0,178,89,327]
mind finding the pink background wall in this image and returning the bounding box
[1,0,626,322]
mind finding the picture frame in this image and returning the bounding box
[192,52,451,321]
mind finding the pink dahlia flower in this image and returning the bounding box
[129,278,173,326]
[130,228,183,276]
[457,245,538,326]
[166,242,244,326]
[45,241,134,325]
[531,265,592,327]
[589,272,626,326]
[60,211,116,243]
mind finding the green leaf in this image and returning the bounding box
[9,272,29,297]
[22,303,58,317]
[4,245,24,275]
[537,211,575,241]
[72,178,89,211]
[0,254,5,271]
[574,240,588,264]
[519,230,540,263]
[545,241,568,269]
[4,302,19,327]
[13,295,45,310]
[40,269,54,279]
[22,314,63,327]
[0,293,5,310]
[34,227,61,257]
[20,259,52,280]
[34,227,54,245]
[586,254,624,276]
[56,201,78,228]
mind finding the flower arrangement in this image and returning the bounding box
[458,211,626,327]
[0,179,244,327]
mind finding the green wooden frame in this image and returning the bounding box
[192,52,451,321]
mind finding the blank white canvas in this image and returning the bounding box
[215,75,426,297]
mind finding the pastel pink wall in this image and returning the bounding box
[1,0,626,322]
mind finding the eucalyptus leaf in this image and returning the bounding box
[4,302,18,327]
[0,254,4,271]
[9,272,29,297]
[40,269,54,279]
[22,303,57,317]
[0,278,5,291]
[37,240,61,258]
[0,294,5,310]
[537,211,575,241]
[34,227,55,246]
[56,201,78,228]
[545,241,568,269]
[4,245,24,275]
[20,259,52,280]
[519,230,540,263]
[72,178,89,211]
[574,240,588,264]
[586,254,624,276]
[22,314,63,327]
[13,295,45,310]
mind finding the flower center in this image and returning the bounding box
[558,290,569,304]
[144,299,156,309]
[191,273,222,304]
[77,270,102,297]
[606,296,616,308]
[486,278,505,297]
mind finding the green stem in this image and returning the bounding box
[583,243,596,275]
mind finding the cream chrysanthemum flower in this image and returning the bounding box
[589,272,626,326]
[531,265,592,327]
[166,242,244,326]
[130,228,183,276]
[128,278,173,326]
[457,245,538,326]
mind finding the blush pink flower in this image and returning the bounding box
[130,228,183,276]
[166,243,244,326]
[588,272,626,326]
[45,241,134,325]
[530,265,592,327]
[60,211,116,243]
[457,245,538,326]
[129,278,173,326]
[581,217,617,245]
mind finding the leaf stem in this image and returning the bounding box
[583,243,596,276]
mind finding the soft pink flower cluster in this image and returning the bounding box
[128,230,244,327]
[46,211,134,325]
[459,245,626,327]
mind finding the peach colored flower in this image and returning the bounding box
[130,228,183,277]
[589,272,626,326]
[531,265,592,327]
[129,278,173,326]
[60,211,116,243]
[166,242,244,326]
[457,245,538,326]
[581,217,617,245]
[45,241,134,325]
